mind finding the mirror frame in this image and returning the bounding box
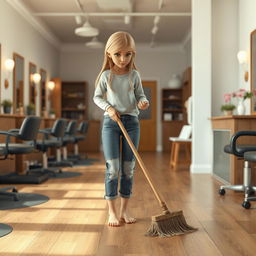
[0,44,1,113]
[251,29,256,114]
[13,52,25,114]
[40,68,47,115]
[29,62,37,113]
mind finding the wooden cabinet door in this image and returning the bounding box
[139,81,157,151]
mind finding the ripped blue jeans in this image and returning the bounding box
[102,115,140,200]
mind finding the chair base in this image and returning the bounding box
[0,187,19,201]
[219,161,256,209]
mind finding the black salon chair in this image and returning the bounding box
[28,119,67,176]
[68,121,89,160]
[0,116,41,200]
[219,131,256,209]
[48,120,77,167]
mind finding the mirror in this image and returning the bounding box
[40,69,47,115]
[29,62,37,113]
[251,29,256,114]
[13,53,24,113]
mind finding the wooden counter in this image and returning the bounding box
[211,115,256,185]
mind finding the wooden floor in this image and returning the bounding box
[0,152,256,256]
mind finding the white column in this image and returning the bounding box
[191,0,212,173]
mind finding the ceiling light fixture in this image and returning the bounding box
[74,0,99,37]
[151,25,158,35]
[85,37,104,48]
[75,15,82,24]
[124,15,131,24]
[75,20,99,37]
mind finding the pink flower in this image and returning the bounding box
[224,93,231,103]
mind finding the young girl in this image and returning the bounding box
[93,31,149,227]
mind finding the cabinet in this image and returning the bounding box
[51,79,88,120]
[61,81,88,120]
[162,88,183,121]
[161,67,192,152]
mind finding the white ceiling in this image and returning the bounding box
[19,0,191,46]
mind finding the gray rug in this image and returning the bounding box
[0,223,12,237]
[0,193,49,210]
[74,158,99,166]
[50,171,81,179]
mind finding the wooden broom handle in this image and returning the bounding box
[117,119,169,212]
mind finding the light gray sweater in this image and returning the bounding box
[93,69,148,116]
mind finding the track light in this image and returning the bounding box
[154,16,160,25]
[75,15,82,25]
[151,25,158,35]
[124,15,131,24]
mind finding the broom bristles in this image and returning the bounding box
[145,210,197,237]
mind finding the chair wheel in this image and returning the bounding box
[242,201,251,209]
[249,190,255,196]
[219,188,225,195]
[12,188,18,193]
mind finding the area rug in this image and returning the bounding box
[50,171,81,179]
[0,223,12,237]
[0,192,49,210]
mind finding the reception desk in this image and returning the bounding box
[0,115,100,174]
[211,115,256,185]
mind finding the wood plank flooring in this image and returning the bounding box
[0,152,256,256]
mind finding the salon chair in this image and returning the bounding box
[28,119,67,176]
[219,130,256,209]
[68,121,89,160]
[0,116,42,200]
[48,120,77,167]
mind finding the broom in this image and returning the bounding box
[117,119,197,237]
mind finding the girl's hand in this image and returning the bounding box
[107,106,120,122]
[138,101,149,110]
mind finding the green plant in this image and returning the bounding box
[26,103,35,110]
[49,109,55,114]
[221,104,236,111]
[1,99,12,107]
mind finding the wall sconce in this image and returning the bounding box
[4,59,15,89]
[48,81,55,90]
[32,73,41,84]
[237,50,249,82]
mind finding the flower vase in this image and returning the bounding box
[237,100,246,115]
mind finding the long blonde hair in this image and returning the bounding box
[95,31,137,89]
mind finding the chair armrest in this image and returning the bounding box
[230,131,256,156]
[0,131,19,158]
[8,128,19,133]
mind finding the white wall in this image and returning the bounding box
[191,0,212,173]
[212,0,239,116]
[238,0,256,112]
[0,1,60,115]
[60,44,189,150]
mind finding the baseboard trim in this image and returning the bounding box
[190,164,212,174]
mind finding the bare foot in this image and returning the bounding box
[108,213,120,227]
[120,213,136,224]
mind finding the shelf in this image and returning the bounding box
[62,108,86,111]
[62,96,85,99]
[163,98,182,101]
[163,108,183,112]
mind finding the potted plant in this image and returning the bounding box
[221,104,236,116]
[26,103,35,115]
[221,93,236,116]
[1,99,12,114]
[49,109,56,118]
